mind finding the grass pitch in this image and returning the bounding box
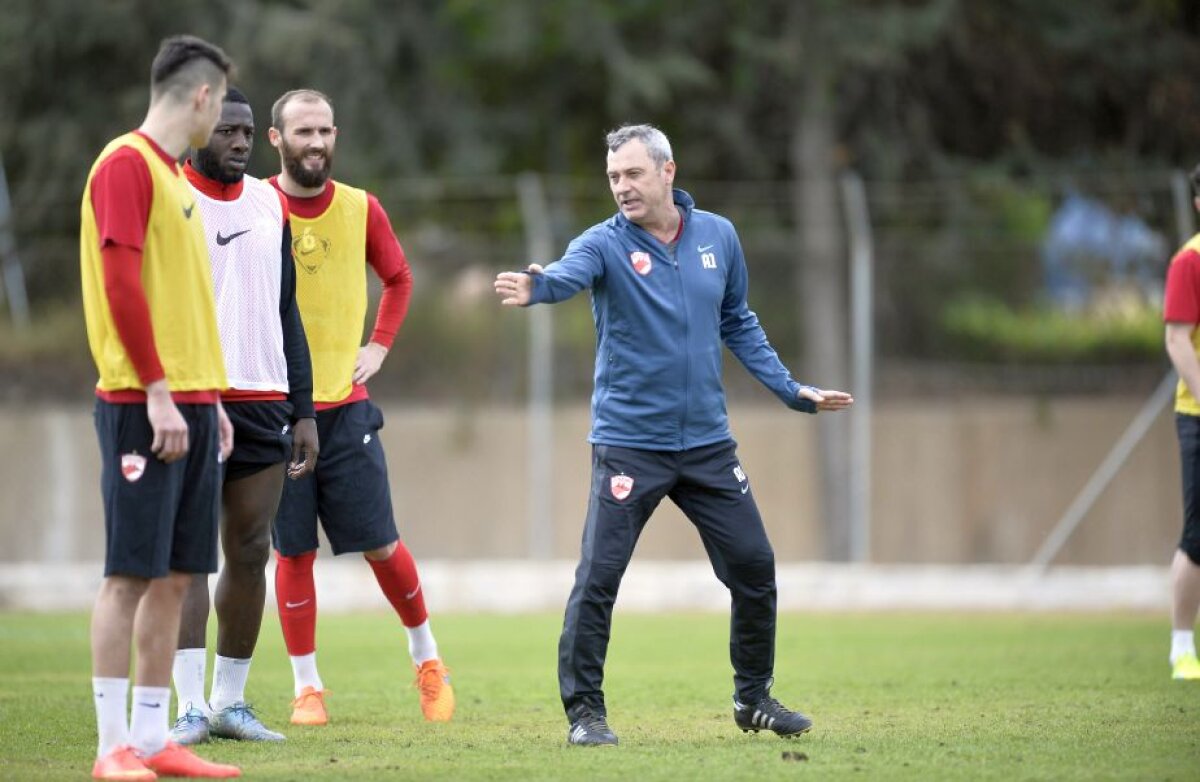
[0,611,1196,780]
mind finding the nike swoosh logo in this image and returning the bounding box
[285,599,311,609]
[740,484,749,495]
[216,229,250,246]
[405,584,421,600]
[182,202,195,219]
[698,244,714,252]
[137,702,162,709]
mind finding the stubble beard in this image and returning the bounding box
[194,146,242,185]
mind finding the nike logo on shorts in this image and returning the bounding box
[182,202,195,219]
[216,229,251,246]
[285,599,311,609]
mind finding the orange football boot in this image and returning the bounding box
[91,745,156,781]
[141,742,240,778]
[290,686,329,726]
[415,659,455,722]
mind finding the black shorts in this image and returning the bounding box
[223,400,293,482]
[272,400,398,556]
[94,399,222,578]
[1176,414,1200,564]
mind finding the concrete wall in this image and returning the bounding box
[0,396,1181,565]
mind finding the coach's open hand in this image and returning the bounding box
[798,387,854,412]
[494,264,543,306]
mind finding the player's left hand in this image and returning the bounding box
[353,342,388,385]
[216,401,235,462]
[288,417,319,479]
[799,387,854,412]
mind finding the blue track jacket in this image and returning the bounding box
[528,188,816,451]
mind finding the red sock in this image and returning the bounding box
[367,542,428,628]
[275,550,318,656]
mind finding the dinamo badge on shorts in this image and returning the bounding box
[610,474,634,501]
[629,251,652,276]
[121,452,147,482]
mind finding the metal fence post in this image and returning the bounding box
[516,173,555,558]
[1029,170,1190,572]
[0,151,31,330]
[840,170,874,562]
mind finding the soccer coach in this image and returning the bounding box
[494,124,852,747]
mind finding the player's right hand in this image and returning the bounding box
[493,264,543,306]
[216,401,234,463]
[145,380,189,463]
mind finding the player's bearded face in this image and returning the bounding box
[281,135,334,189]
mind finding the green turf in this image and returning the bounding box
[0,611,1196,780]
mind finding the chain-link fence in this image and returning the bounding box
[365,169,1186,403]
[0,169,1190,564]
[2,169,1186,402]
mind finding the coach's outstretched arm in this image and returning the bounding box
[496,232,607,307]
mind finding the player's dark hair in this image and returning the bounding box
[271,89,334,131]
[224,86,250,105]
[1190,164,1200,199]
[150,35,232,100]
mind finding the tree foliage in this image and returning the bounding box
[3,0,1195,557]
[3,0,1198,305]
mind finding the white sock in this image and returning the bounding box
[1171,630,1196,664]
[129,685,170,757]
[172,647,209,717]
[92,677,129,757]
[210,655,252,712]
[290,652,323,696]
[406,619,439,665]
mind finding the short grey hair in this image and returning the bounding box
[605,124,673,169]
